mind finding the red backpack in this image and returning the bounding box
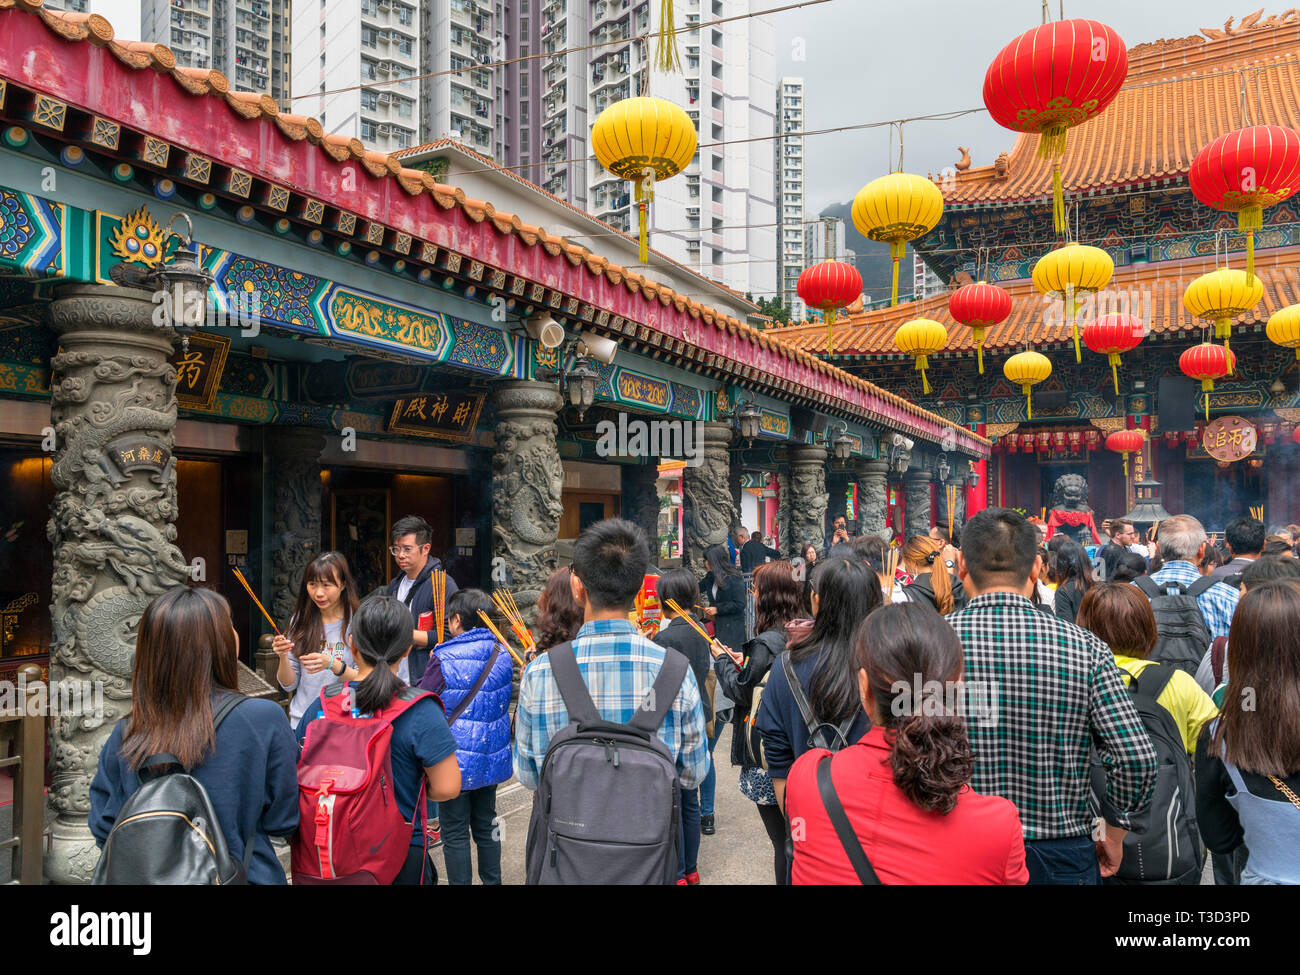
[292,684,440,884]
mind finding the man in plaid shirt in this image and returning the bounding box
[947,508,1157,885]
[1145,514,1241,641]
[514,518,710,793]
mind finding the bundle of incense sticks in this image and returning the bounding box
[883,549,900,604]
[476,609,526,669]
[232,567,281,636]
[491,589,536,655]
[946,485,958,542]
[431,570,446,646]
[663,599,712,643]
[1149,519,1160,544]
[1250,505,1264,522]
[1040,506,1047,522]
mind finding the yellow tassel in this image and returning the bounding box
[1247,230,1255,284]
[1052,163,1065,236]
[827,316,834,358]
[890,242,901,306]
[1109,352,1121,395]
[638,201,648,264]
[1072,322,1081,363]
[921,369,931,395]
[1224,335,1233,375]
[975,326,985,374]
[1123,456,1129,479]
[1023,384,1033,420]
[655,0,682,73]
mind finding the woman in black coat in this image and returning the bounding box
[701,543,747,652]
[1048,535,1093,626]
[711,560,803,884]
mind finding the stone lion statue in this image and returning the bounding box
[1047,473,1100,546]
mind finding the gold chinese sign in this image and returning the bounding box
[386,391,485,442]
[1201,416,1258,462]
[106,437,172,474]
[168,332,229,410]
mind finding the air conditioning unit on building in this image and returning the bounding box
[379,91,395,103]
[378,123,393,134]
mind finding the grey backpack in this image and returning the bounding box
[1134,576,1217,676]
[525,642,688,885]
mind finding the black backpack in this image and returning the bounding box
[94,693,253,885]
[1089,664,1203,885]
[782,651,858,752]
[1133,576,1217,676]
[525,642,688,885]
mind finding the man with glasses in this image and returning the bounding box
[1099,518,1141,582]
[384,515,458,687]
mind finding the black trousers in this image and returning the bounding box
[392,844,438,886]
[757,802,789,886]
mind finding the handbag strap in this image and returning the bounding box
[815,753,881,885]
[1268,775,1300,812]
[447,647,501,725]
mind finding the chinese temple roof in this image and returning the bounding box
[774,247,1300,359]
[942,12,1300,208]
[0,0,988,452]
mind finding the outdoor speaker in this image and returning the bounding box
[1036,388,1069,411]
[577,329,619,364]
[791,407,828,436]
[525,314,566,349]
[1158,376,1197,433]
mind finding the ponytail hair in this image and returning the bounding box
[348,594,413,715]
[855,603,973,814]
[902,535,952,614]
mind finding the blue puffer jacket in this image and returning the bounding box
[431,627,514,791]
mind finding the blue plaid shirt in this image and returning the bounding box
[1146,561,1240,641]
[513,619,710,791]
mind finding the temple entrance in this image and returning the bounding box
[1183,459,1265,535]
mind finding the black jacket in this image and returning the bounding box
[700,572,747,652]
[1054,578,1086,625]
[902,571,967,613]
[384,557,459,684]
[740,539,781,574]
[654,617,713,723]
[714,628,787,768]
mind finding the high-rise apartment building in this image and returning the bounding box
[421,0,496,158]
[142,0,290,103]
[776,76,804,319]
[291,0,421,154]
[912,250,944,300]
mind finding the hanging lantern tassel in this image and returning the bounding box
[1107,351,1122,395]
[1066,296,1081,363]
[655,0,682,72]
[1122,453,1129,479]
[889,241,903,306]
[634,168,655,265]
[1022,383,1033,420]
[1240,204,1262,283]
[1201,376,1215,421]
[974,326,985,374]
[1051,159,1066,236]
[826,308,837,358]
[915,353,931,395]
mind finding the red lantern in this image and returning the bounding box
[797,260,863,357]
[1163,430,1181,448]
[1006,435,1019,454]
[1036,431,1052,452]
[1189,125,1300,281]
[1085,429,1100,450]
[948,281,1012,374]
[983,19,1128,234]
[1052,431,1067,451]
[1106,428,1145,478]
[1180,343,1236,420]
[1293,426,1300,447]
[1068,430,1082,450]
[1083,314,1146,394]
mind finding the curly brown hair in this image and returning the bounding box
[855,603,974,814]
[534,566,583,653]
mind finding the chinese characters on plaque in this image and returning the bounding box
[167,332,230,410]
[1200,416,1258,462]
[386,391,485,442]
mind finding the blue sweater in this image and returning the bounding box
[754,646,871,779]
[421,627,514,791]
[89,697,300,885]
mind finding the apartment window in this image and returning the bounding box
[319,23,325,37]
[397,4,413,24]
[520,73,528,96]
[711,29,721,45]
[362,27,378,46]
[362,0,377,11]
[363,57,378,79]
[711,123,722,140]
[520,129,529,150]
[398,99,413,118]
[520,103,528,122]
[711,186,722,202]
[361,121,377,140]
[361,89,378,110]
[398,37,413,56]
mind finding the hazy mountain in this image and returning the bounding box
[820,201,926,306]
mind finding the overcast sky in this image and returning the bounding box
[774,0,1255,215]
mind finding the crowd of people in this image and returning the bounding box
[84,503,1300,885]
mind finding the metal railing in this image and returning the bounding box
[0,664,45,885]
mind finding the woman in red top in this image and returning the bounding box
[786,603,1028,885]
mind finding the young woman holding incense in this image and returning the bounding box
[272,552,362,728]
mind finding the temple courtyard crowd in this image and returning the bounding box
[83,506,1300,885]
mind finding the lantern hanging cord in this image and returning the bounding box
[290,0,833,103]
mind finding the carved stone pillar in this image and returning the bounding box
[728,461,744,539]
[938,474,967,539]
[265,427,325,626]
[45,284,192,884]
[682,422,737,569]
[904,468,935,540]
[491,381,564,616]
[621,461,661,568]
[788,444,829,554]
[855,459,891,538]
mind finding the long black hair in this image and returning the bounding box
[348,594,414,714]
[792,557,882,724]
[1048,535,1093,591]
[704,543,741,580]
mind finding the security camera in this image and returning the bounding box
[576,329,618,365]
[525,314,566,349]
[891,433,915,451]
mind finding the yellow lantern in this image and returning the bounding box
[895,318,947,394]
[1004,350,1052,420]
[1267,303,1300,361]
[1183,268,1265,371]
[1032,244,1114,363]
[592,97,697,263]
[851,173,943,306]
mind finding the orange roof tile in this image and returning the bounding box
[944,18,1300,207]
[0,0,989,451]
[775,248,1300,357]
